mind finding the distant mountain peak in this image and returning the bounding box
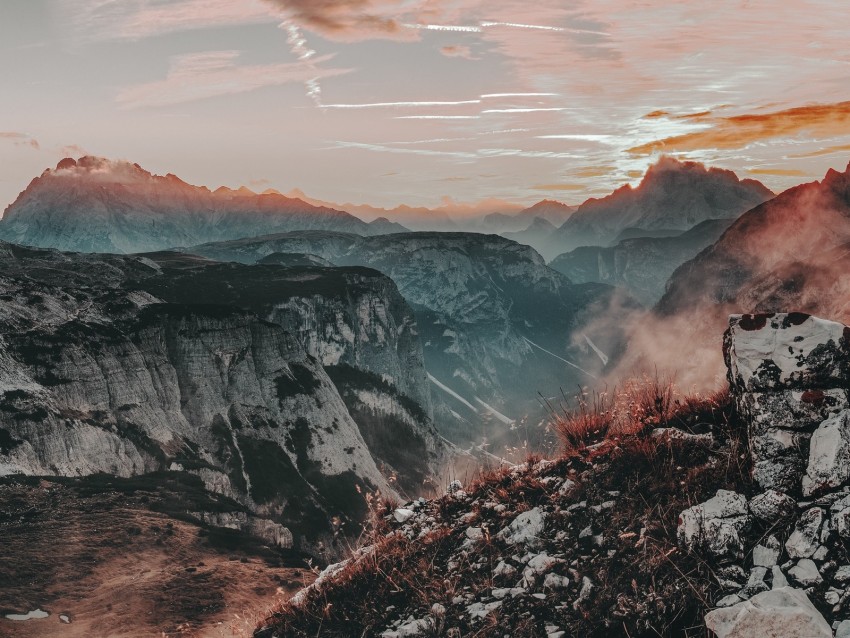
[0,157,385,253]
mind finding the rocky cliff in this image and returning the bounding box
[0,157,381,254]
[188,232,622,445]
[0,242,446,554]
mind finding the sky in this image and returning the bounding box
[2,0,850,211]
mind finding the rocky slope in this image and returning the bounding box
[618,161,850,388]
[257,312,850,638]
[187,232,622,445]
[552,157,773,253]
[0,157,383,254]
[549,219,735,305]
[0,242,447,556]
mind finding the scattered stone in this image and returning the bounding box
[833,565,850,583]
[803,410,850,496]
[785,508,824,559]
[381,617,434,638]
[748,490,796,523]
[497,507,546,547]
[752,536,780,568]
[788,559,822,587]
[705,587,831,638]
[715,594,742,608]
[573,577,594,611]
[678,490,750,559]
[836,619,850,638]
[394,508,415,524]
[740,567,769,598]
[771,566,789,589]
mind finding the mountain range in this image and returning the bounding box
[0,157,390,254]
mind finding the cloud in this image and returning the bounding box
[0,133,39,150]
[628,102,850,156]
[263,0,418,42]
[532,183,585,191]
[789,144,850,160]
[440,45,476,60]
[116,51,353,109]
[63,0,280,41]
[747,168,807,177]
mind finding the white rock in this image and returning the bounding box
[430,603,446,617]
[788,559,822,587]
[785,508,824,559]
[705,587,831,638]
[715,594,742,608]
[753,536,780,568]
[771,566,789,589]
[726,313,848,391]
[834,564,850,583]
[466,600,502,620]
[678,490,750,559]
[836,619,850,638]
[543,573,570,590]
[381,618,433,638]
[803,411,850,496]
[497,507,546,547]
[572,576,594,610]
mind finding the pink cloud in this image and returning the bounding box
[0,133,39,150]
[116,51,353,109]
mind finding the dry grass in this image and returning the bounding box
[551,374,731,457]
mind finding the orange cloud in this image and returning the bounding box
[440,45,477,60]
[628,101,850,156]
[747,168,807,177]
[789,143,850,159]
[532,183,585,191]
[573,165,614,178]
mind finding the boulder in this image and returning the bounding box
[705,587,831,638]
[678,490,750,560]
[788,559,822,587]
[725,313,850,392]
[748,490,796,523]
[785,508,824,559]
[724,313,850,492]
[803,411,850,496]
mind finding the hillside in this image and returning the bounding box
[256,313,850,638]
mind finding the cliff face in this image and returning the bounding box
[0,243,445,551]
[188,232,621,442]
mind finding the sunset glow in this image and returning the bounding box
[2,1,850,210]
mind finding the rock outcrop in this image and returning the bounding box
[724,312,850,492]
[679,312,850,636]
[0,243,447,553]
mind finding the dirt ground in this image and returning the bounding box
[0,478,315,638]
